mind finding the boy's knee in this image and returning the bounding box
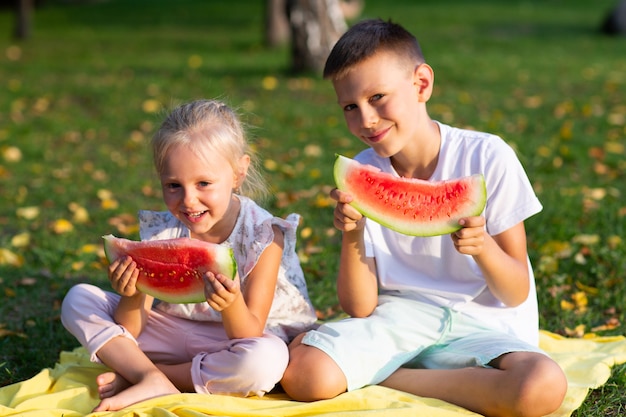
[510,355,567,417]
[281,343,347,401]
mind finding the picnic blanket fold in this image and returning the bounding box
[2,330,626,417]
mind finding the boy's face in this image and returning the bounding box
[332,50,430,158]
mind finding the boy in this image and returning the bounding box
[280,19,568,417]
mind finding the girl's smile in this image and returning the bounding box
[183,210,209,223]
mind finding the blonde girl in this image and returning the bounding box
[62,99,317,411]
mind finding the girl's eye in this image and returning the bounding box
[165,183,180,189]
[198,181,211,187]
[370,93,384,102]
[343,103,357,111]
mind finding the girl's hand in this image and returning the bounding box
[451,216,486,256]
[204,271,242,311]
[108,256,140,297]
[330,188,366,233]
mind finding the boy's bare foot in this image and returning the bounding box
[92,369,180,411]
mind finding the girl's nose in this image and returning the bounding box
[182,188,197,205]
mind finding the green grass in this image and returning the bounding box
[1,0,625,414]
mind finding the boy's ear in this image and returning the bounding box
[413,63,434,102]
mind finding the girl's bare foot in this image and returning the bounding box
[96,371,131,399]
[92,369,180,411]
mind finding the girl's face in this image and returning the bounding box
[159,140,246,243]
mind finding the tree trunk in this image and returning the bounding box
[286,0,347,74]
[265,0,290,47]
[14,0,34,39]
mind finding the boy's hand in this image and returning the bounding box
[204,271,241,311]
[451,216,486,256]
[108,255,140,297]
[330,188,366,232]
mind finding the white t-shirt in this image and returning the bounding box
[137,195,318,342]
[357,122,543,345]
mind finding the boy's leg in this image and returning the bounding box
[282,297,448,401]
[281,333,348,401]
[380,351,567,417]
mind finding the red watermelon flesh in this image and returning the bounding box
[102,234,237,303]
[333,155,487,237]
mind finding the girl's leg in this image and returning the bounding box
[380,351,567,417]
[61,283,130,360]
[189,331,289,396]
[92,336,179,412]
[139,311,289,397]
[61,284,180,411]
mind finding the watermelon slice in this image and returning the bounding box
[333,154,487,237]
[102,234,237,303]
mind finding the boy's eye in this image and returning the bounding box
[343,103,357,111]
[198,181,211,187]
[370,93,384,102]
[165,183,180,190]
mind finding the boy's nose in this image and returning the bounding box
[360,107,378,128]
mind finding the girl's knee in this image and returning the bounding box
[61,283,96,321]
[236,335,289,378]
[202,335,289,395]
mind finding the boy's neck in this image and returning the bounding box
[390,120,441,180]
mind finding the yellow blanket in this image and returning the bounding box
[2,330,625,417]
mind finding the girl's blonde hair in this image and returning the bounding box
[152,99,268,201]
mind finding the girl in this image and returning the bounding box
[61,99,318,411]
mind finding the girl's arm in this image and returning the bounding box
[331,188,378,318]
[108,256,154,337]
[207,225,283,339]
[452,217,530,307]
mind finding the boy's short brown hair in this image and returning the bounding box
[323,19,425,80]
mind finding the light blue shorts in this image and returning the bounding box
[301,295,545,391]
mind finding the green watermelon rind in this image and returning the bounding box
[102,234,237,303]
[333,154,487,237]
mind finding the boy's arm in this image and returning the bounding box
[453,217,530,307]
[331,189,379,317]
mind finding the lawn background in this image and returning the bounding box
[1,0,625,415]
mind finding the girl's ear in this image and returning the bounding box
[413,63,434,102]
[234,154,251,190]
